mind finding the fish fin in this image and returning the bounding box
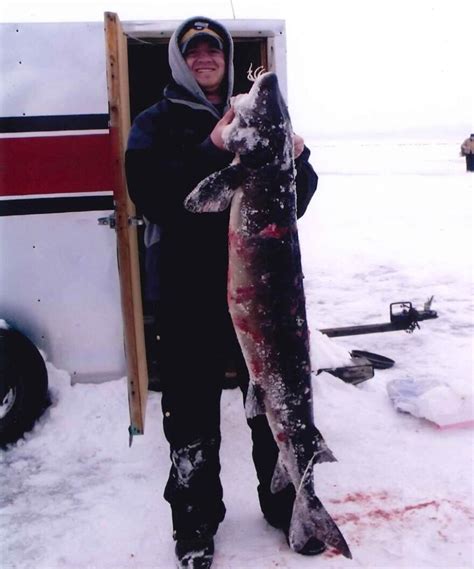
[244,380,266,419]
[184,164,244,213]
[270,456,291,494]
[310,426,338,464]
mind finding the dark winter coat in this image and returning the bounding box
[126,91,318,314]
[125,20,318,333]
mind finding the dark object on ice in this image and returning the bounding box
[320,349,395,386]
[465,154,474,172]
[351,350,395,370]
[460,134,474,172]
[0,324,50,448]
[175,537,214,569]
[320,298,438,338]
[320,354,374,385]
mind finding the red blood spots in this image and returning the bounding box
[327,490,474,551]
[234,286,255,303]
[331,491,432,526]
[324,547,343,558]
[330,491,389,505]
[228,229,247,253]
[258,223,289,239]
[250,357,263,376]
[233,316,263,343]
[233,315,250,333]
[276,432,287,443]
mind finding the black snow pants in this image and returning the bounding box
[466,153,474,172]
[159,300,295,541]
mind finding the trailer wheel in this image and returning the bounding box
[0,326,49,448]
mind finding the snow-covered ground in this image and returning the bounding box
[1,140,473,568]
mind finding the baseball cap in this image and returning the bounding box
[180,20,225,54]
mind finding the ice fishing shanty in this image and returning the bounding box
[0,15,289,445]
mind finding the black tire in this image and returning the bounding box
[0,326,50,448]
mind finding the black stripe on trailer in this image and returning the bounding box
[0,195,114,216]
[0,114,109,134]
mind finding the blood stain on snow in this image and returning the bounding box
[324,547,343,559]
[334,499,440,526]
[321,492,474,556]
[330,490,389,505]
[330,491,474,532]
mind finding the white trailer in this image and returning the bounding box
[0,14,288,444]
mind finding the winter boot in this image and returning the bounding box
[175,537,214,568]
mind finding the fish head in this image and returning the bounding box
[223,72,293,169]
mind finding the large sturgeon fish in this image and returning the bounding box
[184,72,351,559]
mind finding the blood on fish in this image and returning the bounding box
[229,229,247,253]
[258,223,289,239]
[234,286,255,303]
[250,357,263,376]
[233,315,263,343]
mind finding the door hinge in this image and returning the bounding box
[97,214,144,228]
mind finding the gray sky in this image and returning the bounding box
[1,0,472,138]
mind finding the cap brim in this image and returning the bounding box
[181,33,224,54]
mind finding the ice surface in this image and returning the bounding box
[1,140,473,569]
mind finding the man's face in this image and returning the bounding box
[184,40,226,96]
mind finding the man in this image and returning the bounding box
[125,16,320,568]
[460,133,474,172]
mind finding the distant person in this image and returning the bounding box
[460,134,474,172]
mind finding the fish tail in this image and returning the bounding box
[289,486,352,559]
[288,448,352,559]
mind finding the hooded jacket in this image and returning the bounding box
[125,16,318,311]
[461,136,474,156]
[166,17,234,119]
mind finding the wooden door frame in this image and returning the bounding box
[104,12,148,442]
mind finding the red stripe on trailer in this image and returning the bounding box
[0,134,114,197]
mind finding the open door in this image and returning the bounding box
[104,12,148,441]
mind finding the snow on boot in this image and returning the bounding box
[175,537,214,568]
